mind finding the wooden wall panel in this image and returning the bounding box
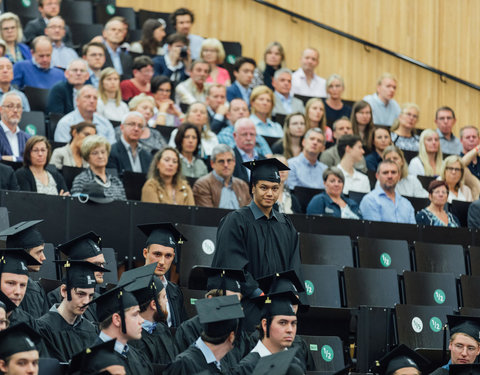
[116,0,480,133]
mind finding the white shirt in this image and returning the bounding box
[0,121,20,160]
[291,68,327,98]
[337,164,371,194]
[168,127,219,157]
[251,340,273,357]
[408,157,426,176]
[160,276,173,327]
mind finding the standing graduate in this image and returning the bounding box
[138,222,188,327]
[0,220,50,319]
[36,260,106,362]
[211,158,302,331]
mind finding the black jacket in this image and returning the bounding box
[103,48,133,80]
[0,163,19,190]
[23,17,73,45]
[46,81,74,115]
[106,141,152,175]
[15,164,68,193]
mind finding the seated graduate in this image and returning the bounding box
[68,340,126,375]
[47,232,108,325]
[374,344,431,375]
[165,295,244,375]
[36,260,105,362]
[0,220,50,319]
[250,347,305,375]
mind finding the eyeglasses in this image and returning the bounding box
[2,104,22,110]
[124,123,145,129]
[69,68,87,74]
[31,148,48,154]
[445,167,462,173]
[90,149,108,156]
[215,158,234,165]
[452,343,479,354]
[47,25,64,30]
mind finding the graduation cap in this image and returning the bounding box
[0,220,44,249]
[68,340,123,375]
[137,222,187,248]
[450,364,480,375]
[0,248,41,276]
[257,270,305,295]
[375,344,431,375]
[0,322,41,360]
[55,260,107,301]
[56,232,103,260]
[195,295,244,339]
[0,289,17,313]
[242,158,289,185]
[252,347,302,375]
[447,315,480,342]
[188,266,245,294]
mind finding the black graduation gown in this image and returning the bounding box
[166,281,188,327]
[129,323,177,365]
[430,367,449,375]
[19,278,50,319]
[36,310,99,362]
[165,345,226,375]
[232,352,260,375]
[47,286,99,324]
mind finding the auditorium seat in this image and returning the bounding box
[413,241,466,276]
[121,171,146,201]
[299,233,354,269]
[180,287,206,319]
[5,0,39,18]
[300,335,346,372]
[449,200,471,228]
[357,237,411,274]
[47,112,64,141]
[459,274,480,308]
[417,175,436,191]
[468,245,480,276]
[69,23,104,48]
[95,5,137,29]
[300,264,342,308]
[292,186,324,213]
[102,247,118,284]
[138,9,174,34]
[0,207,9,231]
[403,271,458,309]
[24,86,49,113]
[60,0,94,25]
[19,111,46,137]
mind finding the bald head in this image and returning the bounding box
[32,36,53,69]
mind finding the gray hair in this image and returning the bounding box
[121,111,146,126]
[322,166,345,184]
[326,74,345,89]
[77,84,97,97]
[304,127,325,144]
[234,117,255,133]
[66,58,88,72]
[0,91,21,106]
[211,144,235,162]
[273,68,292,80]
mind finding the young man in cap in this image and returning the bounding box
[0,221,49,319]
[211,158,302,332]
[430,315,480,375]
[69,340,126,375]
[165,295,244,375]
[36,260,105,362]
[139,222,188,328]
[375,344,430,375]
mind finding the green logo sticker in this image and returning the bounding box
[380,253,392,267]
[190,298,197,305]
[309,344,318,351]
[433,289,446,304]
[22,0,32,7]
[321,345,334,362]
[226,54,236,64]
[429,317,442,332]
[25,124,37,135]
[304,280,314,296]
[106,4,116,15]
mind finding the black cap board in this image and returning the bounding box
[0,248,41,275]
[254,290,298,318]
[118,263,158,287]
[187,266,245,293]
[0,322,41,360]
[242,158,289,185]
[137,222,187,248]
[251,347,302,375]
[57,232,103,260]
[0,289,18,313]
[447,315,480,342]
[0,220,44,249]
[375,344,431,375]
[257,270,305,295]
[55,260,106,301]
[450,364,480,375]
[68,340,122,375]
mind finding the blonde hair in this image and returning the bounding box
[377,72,397,86]
[383,145,408,179]
[258,41,286,72]
[200,38,225,64]
[281,113,306,159]
[81,135,111,161]
[326,74,345,91]
[440,155,465,191]
[418,129,443,176]
[250,85,275,118]
[128,93,155,110]
[305,98,327,134]
[0,13,23,43]
[98,68,122,106]
[390,103,420,134]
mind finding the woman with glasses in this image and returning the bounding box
[200,38,231,86]
[0,13,31,63]
[416,180,460,227]
[150,75,183,127]
[439,155,473,202]
[390,103,420,151]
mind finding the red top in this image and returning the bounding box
[120,79,154,101]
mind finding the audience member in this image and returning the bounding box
[0,92,30,161]
[50,121,96,169]
[363,73,401,126]
[0,57,30,111]
[15,135,68,195]
[120,56,154,102]
[439,155,472,202]
[360,160,416,224]
[351,100,375,152]
[416,180,460,227]
[206,84,229,133]
[71,135,126,201]
[54,85,116,144]
[337,134,370,194]
[45,16,78,69]
[200,38,231,86]
[460,125,480,179]
[409,129,442,176]
[286,128,327,189]
[46,58,90,115]
[0,13,31,63]
[271,113,306,158]
[175,59,211,105]
[291,47,326,97]
[468,198,480,228]
[0,40,6,58]
[130,18,166,56]
[102,18,133,80]
[365,127,391,172]
[24,0,72,45]
[250,85,283,138]
[305,97,332,142]
[82,42,107,89]
[141,147,195,205]
[252,41,285,89]
[227,57,256,104]
[324,74,352,127]
[271,68,305,117]
[169,8,204,60]
[150,75,182,127]
[307,167,361,219]
[382,145,428,198]
[273,154,302,214]
[174,122,208,179]
[193,144,251,208]
[12,36,64,90]
[0,163,19,190]
[96,67,129,122]
[153,33,189,87]
[107,112,152,175]
[435,106,462,155]
[390,103,420,151]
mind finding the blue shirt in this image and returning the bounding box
[217,125,272,156]
[274,91,293,114]
[12,59,65,90]
[54,109,116,144]
[363,93,400,126]
[286,152,327,190]
[99,331,128,356]
[359,186,416,224]
[88,68,99,88]
[437,128,462,155]
[194,337,221,370]
[104,42,123,75]
[141,319,157,334]
[51,43,79,69]
[188,34,205,60]
[250,114,283,138]
[213,170,240,209]
[234,81,252,106]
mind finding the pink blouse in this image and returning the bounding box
[206,66,231,85]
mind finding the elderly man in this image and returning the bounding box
[169,7,204,60]
[107,112,152,175]
[193,144,251,208]
[12,36,65,90]
[272,69,305,117]
[0,92,30,162]
[435,106,462,155]
[102,18,133,80]
[360,160,415,224]
[291,48,326,98]
[363,73,401,126]
[44,16,78,69]
[0,57,30,111]
[175,59,211,105]
[82,42,107,89]
[46,58,90,115]
[206,84,229,133]
[54,85,115,144]
[460,125,480,179]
